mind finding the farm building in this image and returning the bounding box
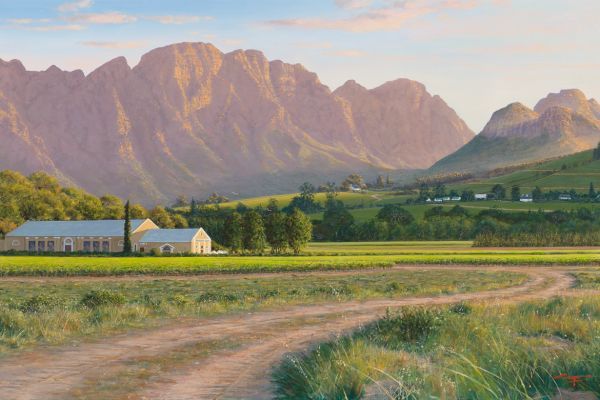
[0,219,211,254]
[520,194,533,203]
[475,193,488,200]
[558,194,572,201]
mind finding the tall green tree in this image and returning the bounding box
[223,212,243,253]
[376,204,414,226]
[511,185,521,202]
[589,182,596,199]
[532,186,543,202]
[242,210,266,253]
[491,184,506,200]
[123,200,132,254]
[286,208,312,254]
[265,199,288,254]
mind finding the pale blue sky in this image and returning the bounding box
[2,0,599,131]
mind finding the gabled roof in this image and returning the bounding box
[140,228,205,243]
[6,220,147,237]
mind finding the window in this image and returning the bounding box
[160,244,174,254]
[47,241,55,252]
[83,241,91,252]
[93,241,100,253]
[37,241,45,252]
[28,241,36,252]
[102,241,110,253]
[118,240,124,247]
[11,240,19,247]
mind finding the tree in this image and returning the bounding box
[511,185,521,202]
[461,190,475,202]
[171,214,189,228]
[376,204,414,226]
[589,182,596,199]
[341,174,366,191]
[129,203,148,219]
[385,175,392,187]
[265,200,287,254]
[223,212,243,253]
[123,201,132,254]
[189,198,198,216]
[286,208,312,254]
[318,199,354,241]
[101,195,123,219]
[532,186,543,202]
[173,195,189,208]
[593,142,600,160]
[242,210,266,253]
[149,206,175,228]
[434,184,446,198]
[287,182,320,213]
[375,175,385,188]
[491,184,506,200]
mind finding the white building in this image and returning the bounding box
[520,194,533,203]
[475,193,487,200]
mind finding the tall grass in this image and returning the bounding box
[273,297,600,399]
[0,270,523,352]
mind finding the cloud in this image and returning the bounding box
[335,0,374,9]
[331,49,367,57]
[30,24,85,31]
[58,0,93,13]
[267,0,480,32]
[295,41,334,49]
[68,12,137,24]
[145,15,213,25]
[81,40,146,49]
[6,18,51,24]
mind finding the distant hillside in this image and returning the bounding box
[430,89,600,174]
[0,42,473,204]
[462,148,600,193]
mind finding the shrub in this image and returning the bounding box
[81,290,125,309]
[361,307,443,348]
[449,302,472,315]
[19,294,63,313]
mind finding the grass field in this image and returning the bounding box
[0,269,525,352]
[273,295,600,399]
[2,241,600,275]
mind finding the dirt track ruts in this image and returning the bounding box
[0,266,586,400]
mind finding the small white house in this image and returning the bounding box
[558,194,572,201]
[434,198,443,203]
[442,197,451,202]
[451,196,462,201]
[425,198,432,203]
[520,194,533,203]
[350,184,362,192]
[475,193,487,200]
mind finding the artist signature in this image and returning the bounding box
[553,373,593,389]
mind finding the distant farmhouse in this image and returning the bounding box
[0,219,211,254]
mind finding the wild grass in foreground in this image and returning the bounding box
[574,271,600,290]
[0,270,524,353]
[273,296,600,399]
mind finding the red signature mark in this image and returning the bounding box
[553,373,593,388]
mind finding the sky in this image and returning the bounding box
[1,0,599,132]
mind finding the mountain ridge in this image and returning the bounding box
[430,89,600,174]
[0,42,474,204]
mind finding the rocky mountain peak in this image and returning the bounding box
[534,89,597,120]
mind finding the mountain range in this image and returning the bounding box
[431,89,600,173]
[0,42,473,204]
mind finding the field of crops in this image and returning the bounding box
[1,242,600,276]
[0,269,525,351]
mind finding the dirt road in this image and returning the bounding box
[0,266,585,400]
